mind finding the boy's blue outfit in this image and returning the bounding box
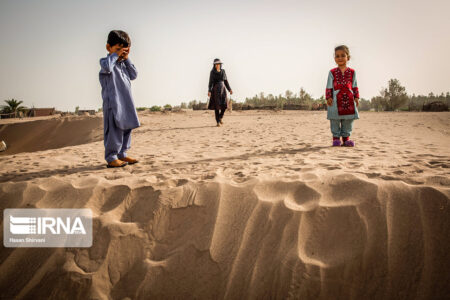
[99,53,140,163]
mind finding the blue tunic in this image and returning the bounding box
[99,53,140,130]
[326,69,360,120]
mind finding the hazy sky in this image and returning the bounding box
[1,0,449,111]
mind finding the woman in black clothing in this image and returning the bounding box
[208,58,233,127]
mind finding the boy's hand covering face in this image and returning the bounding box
[106,43,129,60]
[115,45,126,59]
[120,47,130,61]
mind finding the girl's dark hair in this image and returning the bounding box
[107,30,131,47]
[334,45,350,59]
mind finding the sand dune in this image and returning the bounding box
[0,111,449,299]
[0,115,102,155]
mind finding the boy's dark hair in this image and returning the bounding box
[335,45,350,59]
[107,30,131,47]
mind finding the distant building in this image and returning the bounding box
[0,112,15,119]
[422,101,448,112]
[77,110,96,115]
[311,103,327,111]
[28,108,55,117]
[284,104,310,110]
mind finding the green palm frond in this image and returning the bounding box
[2,99,27,115]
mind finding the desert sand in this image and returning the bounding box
[0,110,449,299]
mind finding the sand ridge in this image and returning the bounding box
[0,174,448,299]
[0,115,103,155]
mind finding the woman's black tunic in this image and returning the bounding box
[208,69,231,110]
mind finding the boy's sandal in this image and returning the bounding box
[332,139,342,147]
[217,123,221,127]
[119,157,138,164]
[343,140,355,147]
[107,159,128,168]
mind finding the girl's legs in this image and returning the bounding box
[340,119,354,137]
[330,120,342,146]
[330,120,341,137]
[341,119,355,146]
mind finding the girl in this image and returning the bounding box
[325,45,360,147]
[208,58,233,127]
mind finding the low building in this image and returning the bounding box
[422,101,448,112]
[28,108,55,117]
[0,112,16,119]
[77,110,96,115]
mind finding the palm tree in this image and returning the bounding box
[1,99,26,117]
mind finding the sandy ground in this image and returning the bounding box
[0,110,449,299]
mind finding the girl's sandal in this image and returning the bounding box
[332,139,342,147]
[343,140,355,147]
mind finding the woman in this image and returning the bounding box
[208,58,233,127]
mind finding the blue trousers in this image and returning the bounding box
[330,119,354,138]
[104,109,132,163]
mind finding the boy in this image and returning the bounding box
[99,30,140,168]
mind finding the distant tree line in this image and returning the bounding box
[183,79,449,112]
[368,79,449,111]
[2,79,448,119]
[242,88,326,110]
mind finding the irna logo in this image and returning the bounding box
[9,215,86,235]
[4,208,92,248]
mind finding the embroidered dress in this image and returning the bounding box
[325,67,359,120]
